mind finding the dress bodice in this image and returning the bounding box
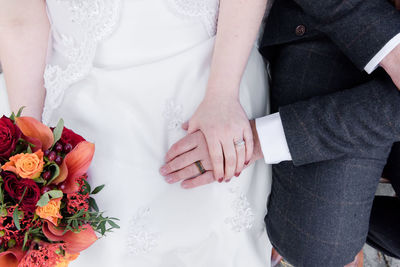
[43,0,220,124]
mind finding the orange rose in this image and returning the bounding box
[35,198,63,226]
[1,150,44,179]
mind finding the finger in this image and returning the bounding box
[165,160,212,184]
[222,140,236,181]
[205,134,224,182]
[234,139,246,177]
[181,171,215,189]
[182,121,189,131]
[187,120,199,134]
[165,133,197,162]
[244,128,254,165]
[161,149,200,176]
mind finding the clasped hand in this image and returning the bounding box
[160,95,257,188]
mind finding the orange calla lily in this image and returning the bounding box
[15,117,54,151]
[52,141,95,193]
[43,222,97,254]
[23,135,42,153]
[0,248,25,267]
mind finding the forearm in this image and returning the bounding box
[280,73,400,166]
[0,0,49,120]
[206,0,268,98]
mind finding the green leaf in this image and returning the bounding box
[99,221,106,236]
[46,163,61,185]
[83,180,91,195]
[9,112,16,122]
[16,106,26,117]
[72,220,78,229]
[33,177,46,184]
[52,119,64,146]
[0,207,7,217]
[36,194,50,207]
[22,231,29,250]
[91,185,105,195]
[108,220,120,229]
[26,145,32,154]
[48,189,63,198]
[36,190,63,207]
[13,208,21,230]
[89,197,99,212]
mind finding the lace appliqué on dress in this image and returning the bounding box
[225,187,255,232]
[42,0,121,125]
[163,99,184,130]
[167,0,220,37]
[127,208,159,255]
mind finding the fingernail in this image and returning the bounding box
[165,177,174,184]
[218,178,223,183]
[225,179,231,183]
[159,166,167,175]
[235,172,241,177]
[245,161,250,165]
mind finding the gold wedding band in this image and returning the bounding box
[195,161,206,175]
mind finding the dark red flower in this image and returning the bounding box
[0,116,21,159]
[2,171,41,213]
[60,127,85,149]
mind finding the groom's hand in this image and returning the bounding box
[381,43,400,91]
[160,120,264,189]
[160,130,216,189]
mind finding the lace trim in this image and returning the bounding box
[163,99,184,130]
[42,0,121,125]
[167,0,220,37]
[225,187,255,232]
[127,208,159,255]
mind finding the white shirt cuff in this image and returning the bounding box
[255,112,292,164]
[364,33,400,74]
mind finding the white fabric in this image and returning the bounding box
[42,0,273,266]
[364,33,400,74]
[256,113,292,164]
[0,75,10,117]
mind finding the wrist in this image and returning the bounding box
[250,120,263,162]
[380,43,400,71]
[205,84,240,100]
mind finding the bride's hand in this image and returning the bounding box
[187,91,253,182]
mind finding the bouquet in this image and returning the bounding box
[0,108,119,267]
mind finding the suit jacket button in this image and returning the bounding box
[295,25,306,36]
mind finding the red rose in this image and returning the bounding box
[60,127,85,149]
[2,171,41,213]
[0,116,21,159]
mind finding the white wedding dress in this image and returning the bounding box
[0,0,273,266]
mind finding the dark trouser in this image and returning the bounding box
[367,143,400,259]
[266,159,385,267]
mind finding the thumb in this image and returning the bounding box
[182,121,189,131]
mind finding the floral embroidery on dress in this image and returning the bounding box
[163,99,184,130]
[42,0,121,125]
[127,208,159,255]
[225,187,255,232]
[166,0,220,37]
